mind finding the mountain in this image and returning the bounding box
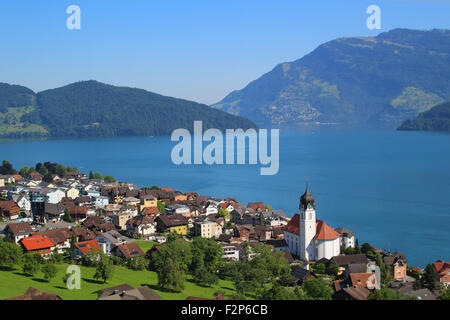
[398,101,450,132]
[212,29,450,128]
[0,81,256,138]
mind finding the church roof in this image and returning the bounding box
[284,214,340,241]
[314,220,341,241]
[300,187,316,210]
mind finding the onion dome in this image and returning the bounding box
[299,187,316,211]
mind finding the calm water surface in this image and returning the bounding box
[1,129,449,267]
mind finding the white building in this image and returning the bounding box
[284,187,340,261]
[336,227,355,248]
[194,220,222,239]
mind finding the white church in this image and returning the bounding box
[284,187,341,261]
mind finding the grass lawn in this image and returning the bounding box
[0,264,235,300]
[133,240,159,253]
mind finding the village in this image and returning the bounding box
[0,162,449,301]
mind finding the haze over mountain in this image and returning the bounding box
[212,29,450,128]
[0,81,256,138]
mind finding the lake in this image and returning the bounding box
[1,129,449,267]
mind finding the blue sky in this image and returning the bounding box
[0,0,448,104]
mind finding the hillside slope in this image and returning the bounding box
[398,101,450,132]
[212,29,450,128]
[0,81,256,138]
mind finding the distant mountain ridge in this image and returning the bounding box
[212,28,450,128]
[398,101,450,132]
[0,81,256,138]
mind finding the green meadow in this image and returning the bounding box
[0,263,236,300]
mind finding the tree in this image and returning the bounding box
[103,176,116,183]
[157,257,186,292]
[369,288,415,300]
[22,253,41,276]
[127,256,147,271]
[43,172,53,183]
[217,208,231,220]
[423,264,437,291]
[0,240,23,270]
[311,263,326,274]
[63,208,72,223]
[438,286,450,300]
[302,278,334,300]
[89,171,94,179]
[94,254,114,283]
[157,200,166,213]
[326,263,339,277]
[42,262,58,281]
[0,160,17,175]
[151,239,193,291]
[265,204,272,211]
[260,283,297,300]
[375,253,392,287]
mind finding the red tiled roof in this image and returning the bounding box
[248,202,265,211]
[284,214,340,241]
[74,240,101,255]
[314,220,341,241]
[350,273,371,288]
[21,235,54,251]
[434,260,450,274]
[141,206,160,215]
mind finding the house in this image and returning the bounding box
[156,214,189,235]
[141,206,160,216]
[0,201,20,220]
[255,225,273,241]
[126,215,157,238]
[97,284,161,300]
[256,210,287,227]
[194,220,222,238]
[165,204,190,216]
[7,287,62,300]
[231,208,255,225]
[122,197,140,207]
[433,260,450,287]
[96,230,130,255]
[71,227,96,242]
[32,228,72,253]
[221,244,240,261]
[331,254,368,274]
[139,195,157,212]
[384,256,407,281]
[0,176,4,187]
[68,206,89,221]
[337,285,371,300]
[404,288,436,300]
[335,227,355,248]
[44,203,65,222]
[66,187,80,199]
[41,188,65,204]
[94,196,109,208]
[234,225,253,240]
[15,195,31,213]
[265,239,289,251]
[112,242,145,259]
[4,222,34,243]
[20,235,55,255]
[349,273,378,290]
[248,202,265,212]
[72,240,102,259]
[29,172,43,181]
[111,206,139,230]
[291,266,317,286]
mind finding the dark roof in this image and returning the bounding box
[292,266,314,281]
[265,239,288,248]
[6,222,33,236]
[332,254,367,266]
[114,242,145,258]
[347,263,367,274]
[157,214,188,227]
[335,227,354,238]
[98,284,134,298]
[342,285,370,300]
[405,289,436,300]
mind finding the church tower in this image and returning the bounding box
[299,185,316,261]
